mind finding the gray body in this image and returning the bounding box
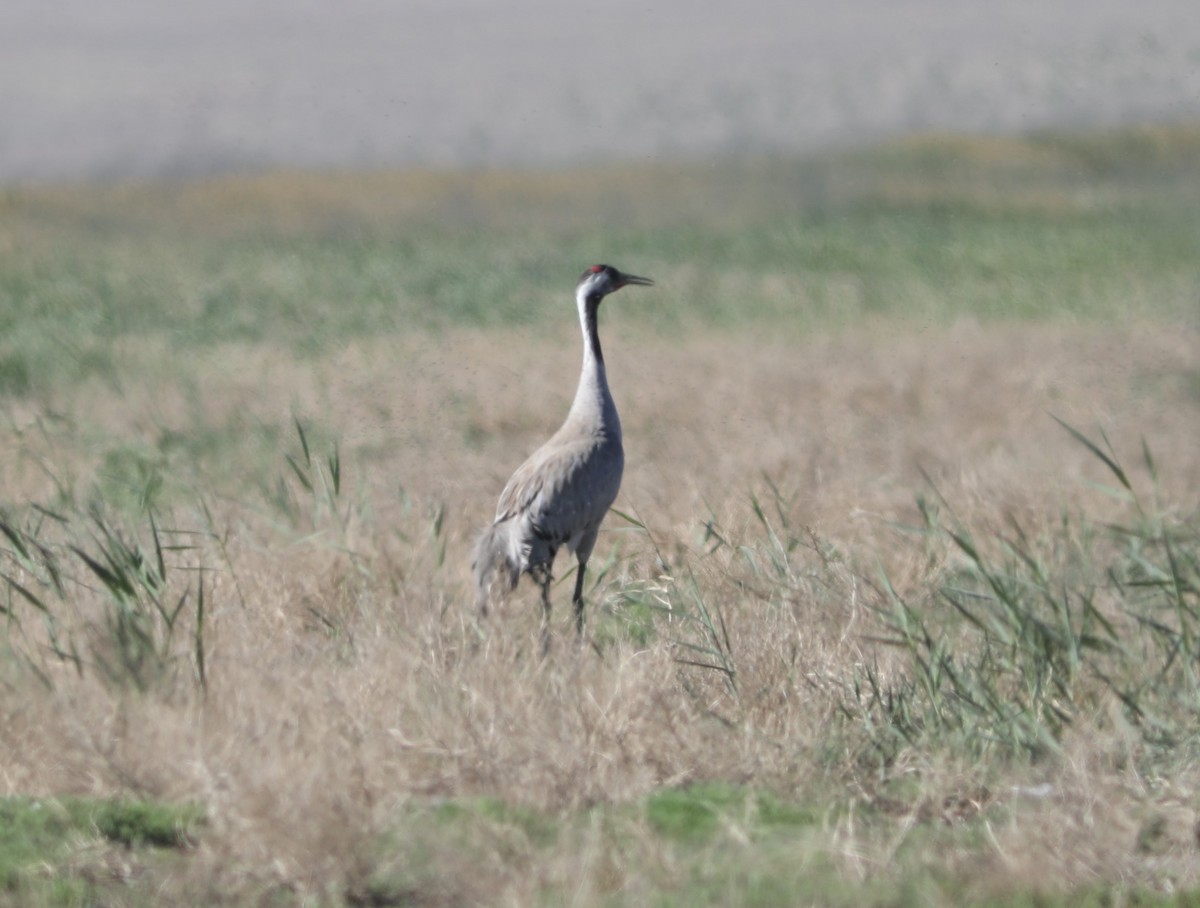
[473,265,652,642]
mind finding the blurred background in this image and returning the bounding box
[3,0,1198,185]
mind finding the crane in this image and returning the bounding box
[472,264,654,647]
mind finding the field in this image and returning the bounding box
[1,125,1199,905]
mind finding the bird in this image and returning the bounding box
[472,263,654,647]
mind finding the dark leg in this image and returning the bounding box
[540,569,553,653]
[572,559,587,635]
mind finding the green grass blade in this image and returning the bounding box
[150,511,166,587]
[285,455,313,492]
[0,514,31,561]
[293,415,312,468]
[2,575,50,614]
[70,546,135,600]
[195,570,207,691]
[1051,415,1131,492]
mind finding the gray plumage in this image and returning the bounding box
[473,264,653,642]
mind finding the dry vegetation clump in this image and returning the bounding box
[1,316,1197,902]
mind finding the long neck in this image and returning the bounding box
[567,288,620,434]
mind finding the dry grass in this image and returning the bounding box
[1,313,1197,903]
[1,128,1198,903]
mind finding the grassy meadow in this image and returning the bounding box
[0,125,1199,905]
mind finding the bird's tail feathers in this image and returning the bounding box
[472,521,520,615]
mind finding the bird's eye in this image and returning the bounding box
[588,265,604,274]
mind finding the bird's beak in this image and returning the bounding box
[618,272,654,289]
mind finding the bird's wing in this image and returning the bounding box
[493,455,546,524]
[493,439,600,541]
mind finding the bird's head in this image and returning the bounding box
[576,264,654,301]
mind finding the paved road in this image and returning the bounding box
[3,0,1198,184]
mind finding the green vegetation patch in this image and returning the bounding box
[844,424,1200,766]
[431,795,560,848]
[645,782,818,844]
[1,125,1198,397]
[357,788,1200,908]
[0,796,202,900]
[91,798,203,849]
[0,799,88,890]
